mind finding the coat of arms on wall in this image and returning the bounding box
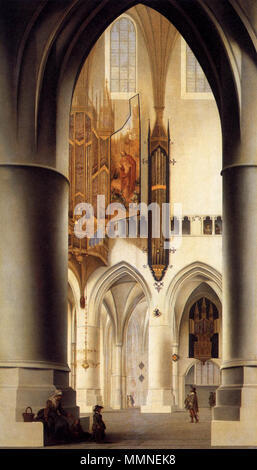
[153,308,162,317]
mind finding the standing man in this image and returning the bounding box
[92,405,106,442]
[209,391,216,408]
[187,386,199,423]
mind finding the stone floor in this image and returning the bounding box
[44,408,253,449]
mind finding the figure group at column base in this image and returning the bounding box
[0,367,79,447]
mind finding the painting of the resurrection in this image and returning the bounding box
[0,0,256,461]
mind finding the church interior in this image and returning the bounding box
[68,6,223,415]
[0,0,256,449]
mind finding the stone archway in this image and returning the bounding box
[180,286,222,410]
[165,261,222,338]
[79,261,150,412]
[166,263,222,409]
[87,260,152,327]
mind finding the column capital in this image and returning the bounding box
[221,360,257,369]
[0,162,69,183]
[221,163,257,175]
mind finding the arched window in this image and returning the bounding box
[106,16,136,98]
[185,44,211,93]
[181,38,213,99]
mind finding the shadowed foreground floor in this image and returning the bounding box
[4,408,256,450]
[44,408,249,449]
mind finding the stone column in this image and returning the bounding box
[112,344,123,409]
[141,324,172,413]
[76,325,102,413]
[0,165,79,446]
[172,343,179,409]
[212,51,257,446]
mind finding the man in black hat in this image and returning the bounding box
[92,405,106,442]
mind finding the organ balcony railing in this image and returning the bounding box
[105,214,222,237]
[68,213,222,265]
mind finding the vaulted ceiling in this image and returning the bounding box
[129,5,178,108]
[75,5,178,111]
[102,275,147,343]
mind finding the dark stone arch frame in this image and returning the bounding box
[10,0,251,172]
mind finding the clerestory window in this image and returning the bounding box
[106,16,137,99]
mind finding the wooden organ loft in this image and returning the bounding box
[189,297,219,363]
[68,81,114,266]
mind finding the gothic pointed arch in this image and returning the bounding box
[12,0,253,177]
[87,261,152,326]
[165,261,222,340]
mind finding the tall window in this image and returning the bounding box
[186,44,211,93]
[109,17,136,94]
[181,38,213,99]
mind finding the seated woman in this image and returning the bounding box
[92,405,106,442]
[47,391,72,442]
[36,390,91,444]
[35,390,71,444]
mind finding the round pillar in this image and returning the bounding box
[0,165,69,369]
[223,166,257,366]
[172,343,179,408]
[141,324,172,413]
[213,165,257,421]
[112,343,123,409]
[212,49,257,446]
[76,324,102,413]
[0,164,80,446]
